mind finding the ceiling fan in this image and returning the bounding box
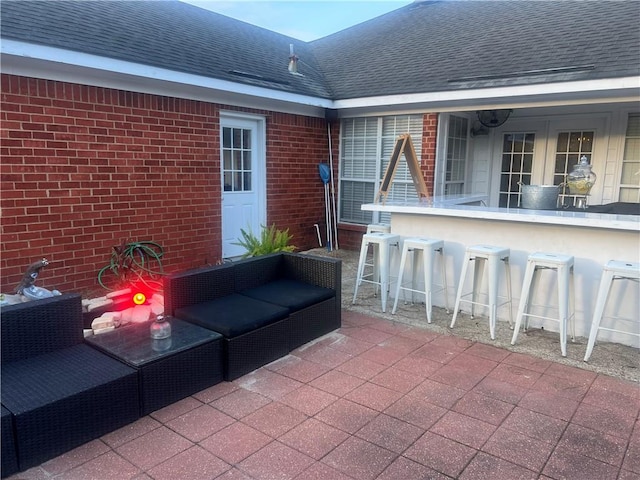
[476,109,513,128]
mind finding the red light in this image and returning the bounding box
[133,292,146,305]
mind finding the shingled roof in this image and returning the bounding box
[1,0,638,102]
[310,0,640,99]
[0,0,333,99]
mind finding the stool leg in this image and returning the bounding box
[525,267,542,332]
[451,257,470,329]
[353,239,370,304]
[380,242,391,312]
[440,248,450,314]
[504,257,513,328]
[372,244,380,296]
[569,266,576,342]
[557,264,570,357]
[412,248,421,306]
[423,248,434,323]
[487,255,500,340]
[512,260,535,345]
[584,269,614,362]
[392,245,410,315]
[471,257,484,319]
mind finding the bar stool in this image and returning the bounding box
[511,252,575,357]
[450,245,513,340]
[366,224,391,289]
[392,237,449,324]
[584,260,640,362]
[353,232,400,312]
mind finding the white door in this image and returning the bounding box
[220,114,266,258]
[543,116,608,205]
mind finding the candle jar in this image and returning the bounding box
[150,314,172,340]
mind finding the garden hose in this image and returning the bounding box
[97,241,165,291]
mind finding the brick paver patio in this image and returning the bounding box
[10,310,639,480]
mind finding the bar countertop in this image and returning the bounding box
[363,198,640,232]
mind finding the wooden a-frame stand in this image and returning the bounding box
[376,133,430,204]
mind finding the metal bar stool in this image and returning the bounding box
[584,260,640,362]
[366,224,391,292]
[353,232,400,312]
[511,252,575,357]
[392,237,449,324]
[450,245,513,340]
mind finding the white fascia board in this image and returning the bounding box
[333,77,640,112]
[1,39,333,117]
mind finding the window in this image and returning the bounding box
[499,133,535,207]
[445,116,468,195]
[222,127,252,192]
[620,113,640,202]
[339,114,423,224]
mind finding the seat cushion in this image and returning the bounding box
[175,293,289,338]
[241,279,335,311]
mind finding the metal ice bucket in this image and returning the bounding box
[519,183,560,210]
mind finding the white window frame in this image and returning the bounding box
[338,114,424,225]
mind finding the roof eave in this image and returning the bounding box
[332,77,640,117]
[1,39,333,117]
[3,40,637,119]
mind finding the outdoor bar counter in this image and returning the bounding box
[362,197,640,347]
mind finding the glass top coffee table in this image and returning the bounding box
[86,317,224,415]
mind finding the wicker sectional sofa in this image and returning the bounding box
[0,294,140,476]
[164,252,342,380]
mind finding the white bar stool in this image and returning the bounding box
[511,252,575,357]
[366,224,391,289]
[584,260,640,362]
[392,237,449,324]
[450,245,513,340]
[353,232,400,312]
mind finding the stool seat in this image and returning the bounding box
[353,232,400,312]
[366,223,391,234]
[392,237,449,323]
[450,245,513,340]
[584,260,640,362]
[511,251,575,357]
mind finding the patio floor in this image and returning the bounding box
[9,309,639,480]
[9,248,639,479]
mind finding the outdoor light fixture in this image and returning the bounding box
[132,292,146,305]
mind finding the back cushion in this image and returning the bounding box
[1,294,83,362]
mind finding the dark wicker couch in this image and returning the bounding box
[0,294,140,475]
[164,252,342,380]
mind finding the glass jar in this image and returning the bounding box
[150,314,172,339]
[566,156,597,195]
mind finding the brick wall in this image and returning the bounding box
[0,74,330,295]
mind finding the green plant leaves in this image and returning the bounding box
[233,224,296,258]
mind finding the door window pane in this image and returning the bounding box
[222,127,252,192]
[499,132,536,208]
[554,130,594,201]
